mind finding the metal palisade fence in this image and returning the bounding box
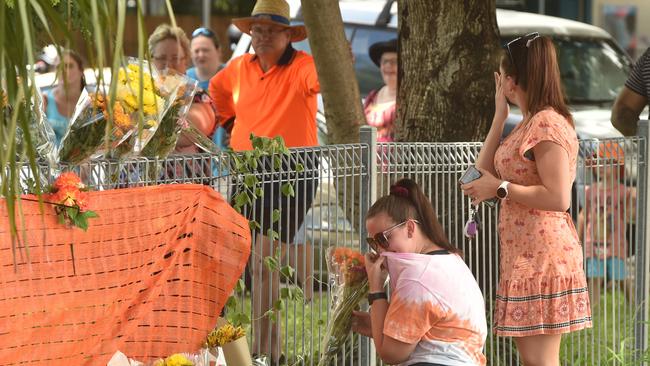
[14,123,650,365]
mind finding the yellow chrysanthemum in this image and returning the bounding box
[163,353,194,366]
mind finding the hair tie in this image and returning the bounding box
[390,185,409,198]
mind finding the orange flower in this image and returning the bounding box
[330,247,367,286]
[53,172,84,191]
[51,187,80,207]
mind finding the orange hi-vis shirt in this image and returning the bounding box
[209,50,320,151]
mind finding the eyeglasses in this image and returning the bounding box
[192,27,215,38]
[366,219,419,251]
[505,32,540,76]
[250,26,288,38]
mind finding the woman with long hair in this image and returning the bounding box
[42,49,86,146]
[461,33,592,365]
[354,178,487,365]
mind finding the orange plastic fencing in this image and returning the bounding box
[0,184,251,365]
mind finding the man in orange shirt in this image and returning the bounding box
[209,0,318,364]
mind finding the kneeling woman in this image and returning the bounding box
[353,178,487,366]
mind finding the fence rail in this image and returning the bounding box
[10,123,650,365]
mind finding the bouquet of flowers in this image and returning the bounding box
[111,59,169,158]
[318,247,369,366]
[45,171,98,231]
[58,59,164,163]
[204,322,250,366]
[152,353,197,366]
[140,70,198,159]
[2,86,57,164]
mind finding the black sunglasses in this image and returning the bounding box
[192,27,215,38]
[366,219,419,251]
[505,32,540,76]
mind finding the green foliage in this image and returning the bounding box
[225,135,303,330]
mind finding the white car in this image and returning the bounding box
[234,0,634,143]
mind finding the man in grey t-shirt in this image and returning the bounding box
[612,47,650,136]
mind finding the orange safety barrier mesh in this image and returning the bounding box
[0,184,251,365]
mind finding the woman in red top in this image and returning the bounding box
[364,39,397,142]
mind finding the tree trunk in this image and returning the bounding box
[301,0,366,238]
[397,0,500,142]
[300,0,365,144]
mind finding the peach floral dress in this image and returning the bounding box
[493,109,592,336]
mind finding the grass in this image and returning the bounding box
[485,288,644,366]
[230,288,646,365]
[227,291,331,365]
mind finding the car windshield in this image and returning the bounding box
[553,38,631,104]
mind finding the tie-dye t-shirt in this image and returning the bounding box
[382,251,487,366]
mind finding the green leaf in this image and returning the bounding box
[225,295,238,309]
[248,220,261,230]
[66,206,78,219]
[280,287,291,300]
[264,309,276,323]
[264,256,279,271]
[271,209,281,223]
[293,287,304,300]
[266,229,279,241]
[235,279,246,294]
[235,313,250,326]
[57,212,66,225]
[74,214,89,231]
[281,183,295,197]
[273,299,284,311]
[255,187,264,197]
[280,265,295,280]
[295,163,304,172]
[234,191,251,209]
[83,210,99,219]
[243,174,258,189]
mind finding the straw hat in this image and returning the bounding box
[232,0,307,42]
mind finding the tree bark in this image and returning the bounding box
[300,0,365,144]
[397,0,500,142]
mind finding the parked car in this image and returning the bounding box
[233,0,634,143]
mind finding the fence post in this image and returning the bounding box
[636,120,649,357]
[359,125,377,366]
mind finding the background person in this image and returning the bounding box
[148,24,217,154]
[42,49,86,146]
[187,27,223,91]
[364,38,397,142]
[353,178,487,366]
[611,46,650,136]
[209,0,319,363]
[187,27,228,151]
[461,33,592,365]
[577,142,636,306]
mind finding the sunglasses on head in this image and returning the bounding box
[366,219,419,251]
[505,32,540,76]
[192,27,215,38]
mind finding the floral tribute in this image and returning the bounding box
[46,172,98,231]
[205,323,246,348]
[141,70,198,159]
[58,59,165,163]
[152,353,195,366]
[318,247,369,366]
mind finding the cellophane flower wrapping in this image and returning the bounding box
[2,86,57,165]
[108,58,169,159]
[57,59,164,164]
[318,247,369,366]
[140,69,198,159]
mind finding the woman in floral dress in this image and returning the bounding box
[461,33,592,365]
